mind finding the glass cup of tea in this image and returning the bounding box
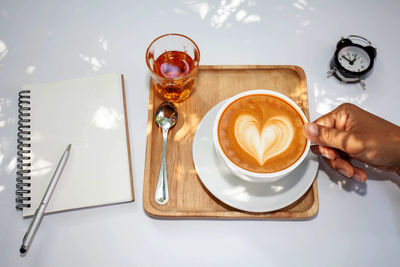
[145,33,200,103]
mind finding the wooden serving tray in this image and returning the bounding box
[143,65,319,219]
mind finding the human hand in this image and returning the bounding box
[303,103,400,182]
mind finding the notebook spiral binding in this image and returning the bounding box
[16,90,32,210]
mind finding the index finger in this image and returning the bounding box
[314,109,336,128]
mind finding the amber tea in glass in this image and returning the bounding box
[146,33,200,103]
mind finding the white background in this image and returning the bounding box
[1,0,400,266]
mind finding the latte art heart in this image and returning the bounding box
[234,115,294,166]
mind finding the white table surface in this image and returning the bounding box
[1,1,400,266]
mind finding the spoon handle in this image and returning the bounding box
[155,128,169,205]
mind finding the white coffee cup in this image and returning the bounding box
[213,90,310,183]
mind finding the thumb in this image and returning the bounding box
[304,122,348,151]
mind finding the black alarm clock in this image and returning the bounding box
[327,35,377,89]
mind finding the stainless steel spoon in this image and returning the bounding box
[154,102,178,205]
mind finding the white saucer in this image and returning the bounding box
[192,101,319,212]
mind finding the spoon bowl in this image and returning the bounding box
[155,102,178,130]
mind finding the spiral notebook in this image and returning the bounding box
[17,74,134,217]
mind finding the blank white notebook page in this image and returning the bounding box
[23,74,133,217]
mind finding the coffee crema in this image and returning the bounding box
[218,94,307,173]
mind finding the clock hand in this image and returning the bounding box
[351,54,358,64]
[341,55,351,62]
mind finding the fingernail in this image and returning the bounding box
[352,174,365,183]
[322,153,333,160]
[306,122,318,137]
[338,169,350,178]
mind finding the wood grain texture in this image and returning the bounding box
[143,65,318,219]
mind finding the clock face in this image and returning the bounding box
[337,46,371,73]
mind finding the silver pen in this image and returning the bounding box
[20,144,71,254]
